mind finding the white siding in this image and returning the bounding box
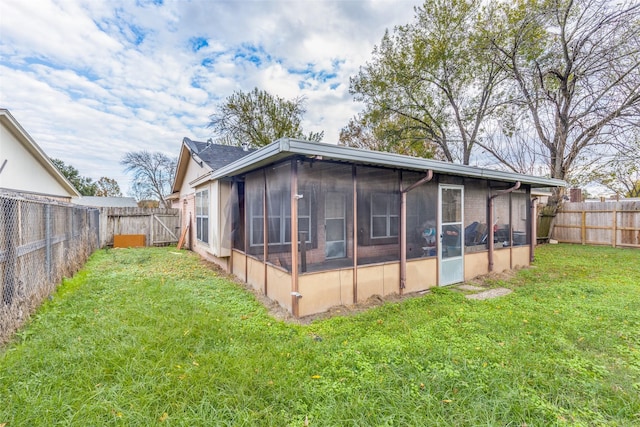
[0,123,74,200]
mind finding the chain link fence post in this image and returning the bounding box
[1,194,100,344]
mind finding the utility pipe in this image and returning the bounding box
[488,181,521,272]
[400,170,434,294]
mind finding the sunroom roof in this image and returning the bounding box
[211,138,566,188]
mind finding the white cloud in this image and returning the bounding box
[1,0,420,195]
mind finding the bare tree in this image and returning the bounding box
[349,0,506,163]
[589,128,640,197]
[489,0,640,203]
[121,151,176,208]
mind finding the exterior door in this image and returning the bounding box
[439,185,464,286]
[325,192,346,259]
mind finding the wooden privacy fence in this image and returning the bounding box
[99,207,181,247]
[552,201,640,248]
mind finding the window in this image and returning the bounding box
[196,190,209,244]
[297,192,312,245]
[249,191,264,247]
[249,189,312,247]
[371,193,399,239]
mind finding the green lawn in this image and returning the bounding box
[1,245,639,426]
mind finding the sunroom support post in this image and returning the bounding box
[488,181,521,272]
[263,169,268,296]
[509,192,513,270]
[352,165,358,304]
[400,170,433,294]
[530,196,538,263]
[290,160,300,317]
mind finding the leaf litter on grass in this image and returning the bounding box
[1,245,639,426]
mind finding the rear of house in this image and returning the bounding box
[173,138,564,317]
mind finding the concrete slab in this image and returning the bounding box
[465,287,512,300]
[456,284,485,292]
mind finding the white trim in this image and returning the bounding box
[0,109,81,197]
[439,184,465,286]
[210,138,566,189]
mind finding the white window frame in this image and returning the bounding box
[371,193,399,239]
[195,189,209,244]
[249,189,312,247]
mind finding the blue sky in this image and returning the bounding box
[1,0,420,195]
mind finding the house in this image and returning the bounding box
[173,137,565,317]
[72,196,139,208]
[0,108,80,201]
[170,137,255,257]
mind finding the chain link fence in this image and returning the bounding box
[0,193,99,344]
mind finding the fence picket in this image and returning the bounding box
[552,201,640,247]
[98,208,180,247]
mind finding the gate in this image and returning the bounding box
[98,207,181,247]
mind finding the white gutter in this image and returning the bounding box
[209,138,567,189]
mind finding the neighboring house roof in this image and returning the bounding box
[72,196,138,208]
[0,108,81,198]
[209,138,566,188]
[185,138,255,170]
[172,137,255,193]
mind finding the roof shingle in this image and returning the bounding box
[184,138,254,171]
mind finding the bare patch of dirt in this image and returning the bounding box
[463,268,520,288]
[292,293,424,324]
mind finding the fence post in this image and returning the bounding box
[44,204,52,282]
[612,206,617,248]
[150,213,154,246]
[94,209,100,250]
[581,210,586,245]
[2,198,18,306]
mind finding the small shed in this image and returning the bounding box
[173,138,565,317]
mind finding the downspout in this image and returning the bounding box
[530,196,538,263]
[488,181,521,272]
[400,170,434,294]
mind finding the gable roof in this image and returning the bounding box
[171,137,255,193]
[0,108,81,198]
[209,138,566,189]
[185,138,255,170]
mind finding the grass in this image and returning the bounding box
[1,244,639,426]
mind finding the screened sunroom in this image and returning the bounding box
[209,139,564,317]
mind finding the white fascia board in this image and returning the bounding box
[1,109,81,197]
[190,171,214,187]
[209,138,566,188]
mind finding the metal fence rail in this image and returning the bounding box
[0,194,99,344]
